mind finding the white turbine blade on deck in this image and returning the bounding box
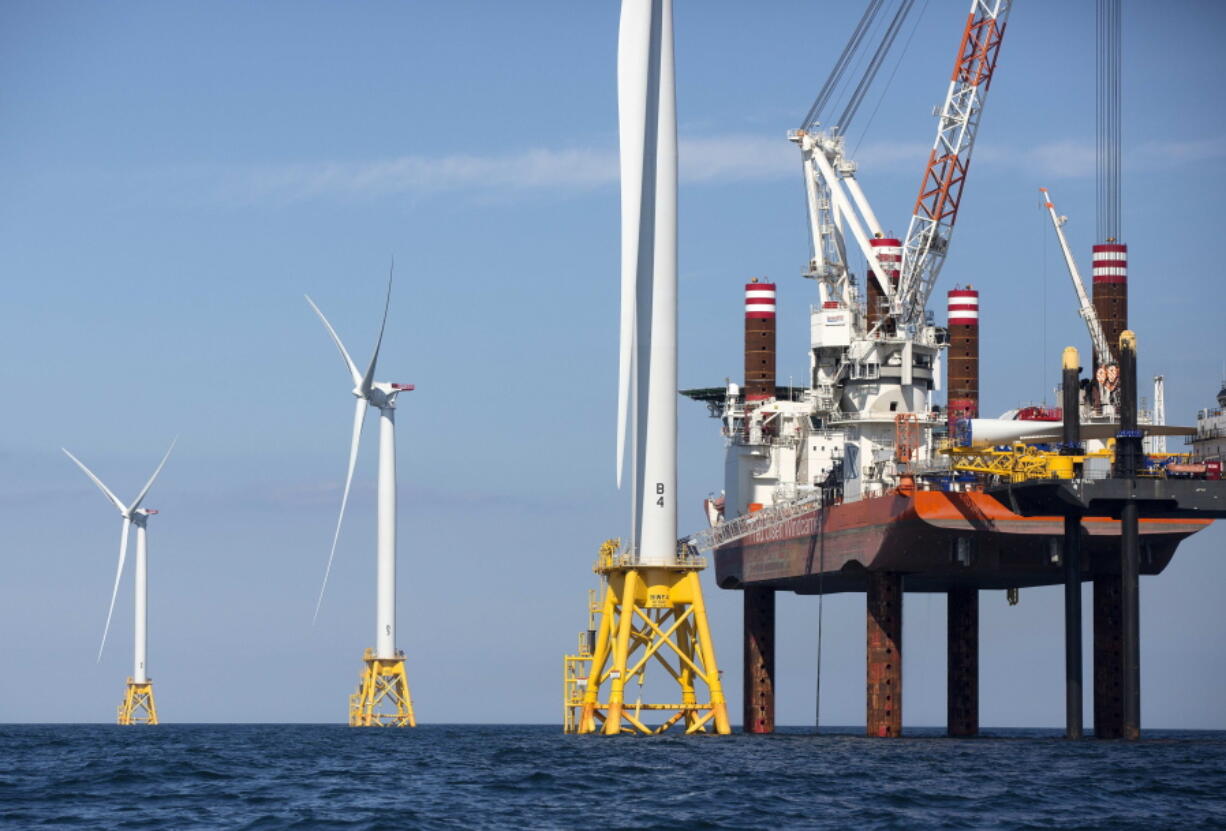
[63,449,126,515]
[306,295,362,387]
[129,437,176,514]
[99,517,131,662]
[314,396,366,622]
[616,0,653,489]
[360,264,393,398]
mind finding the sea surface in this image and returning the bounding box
[2,724,1224,829]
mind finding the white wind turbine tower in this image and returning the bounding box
[306,270,417,727]
[573,0,731,736]
[63,440,175,725]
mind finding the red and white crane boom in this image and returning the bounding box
[897,0,1012,327]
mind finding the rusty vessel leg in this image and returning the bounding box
[1093,575,1124,738]
[743,588,775,734]
[947,587,979,737]
[867,571,902,737]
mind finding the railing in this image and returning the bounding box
[687,491,824,553]
[1187,426,1226,444]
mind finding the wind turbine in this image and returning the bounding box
[574,0,731,736]
[306,268,417,727]
[64,440,175,725]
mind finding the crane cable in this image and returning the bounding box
[851,0,931,159]
[815,505,826,733]
[836,0,916,134]
[1096,0,1121,242]
[801,0,885,131]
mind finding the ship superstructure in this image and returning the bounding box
[690,0,1012,532]
[1190,385,1226,464]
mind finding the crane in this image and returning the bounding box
[1040,187,1114,366]
[792,0,1012,332]
[895,0,1013,328]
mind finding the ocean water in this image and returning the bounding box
[2,724,1224,829]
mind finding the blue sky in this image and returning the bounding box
[2,0,1224,727]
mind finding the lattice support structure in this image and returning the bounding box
[562,590,598,734]
[349,648,416,727]
[117,679,158,725]
[577,554,731,736]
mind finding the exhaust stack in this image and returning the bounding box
[1091,243,1127,370]
[745,279,776,402]
[947,287,980,429]
[867,237,901,334]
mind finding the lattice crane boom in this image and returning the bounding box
[897,0,1013,327]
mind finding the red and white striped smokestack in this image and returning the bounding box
[867,237,901,332]
[947,287,979,429]
[1091,243,1127,369]
[744,279,776,402]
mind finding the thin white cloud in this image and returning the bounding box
[975,136,1226,179]
[192,134,933,204]
[172,133,1225,204]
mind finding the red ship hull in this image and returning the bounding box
[714,488,1211,594]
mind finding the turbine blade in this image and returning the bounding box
[360,262,394,397]
[129,437,176,513]
[98,518,131,662]
[63,448,127,514]
[616,0,652,488]
[306,295,362,387]
[314,396,366,622]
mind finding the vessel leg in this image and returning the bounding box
[743,587,775,734]
[946,586,978,737]
[1120,501,1141,740]
[1063,515,1084,739]
[866,571,902,738]
[1093,573,1124,739]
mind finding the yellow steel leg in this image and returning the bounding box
[349,649,416,727]
[687,570,731,735]
[675,605,699,731]
[578,582,617,734]
[603,569,640,735]
[116,678,158,725]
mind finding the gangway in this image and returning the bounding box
[687,491,824,553]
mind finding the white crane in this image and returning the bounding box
[792,0,1012,333]
[1040,187,1114,366]
[64,440,175,723]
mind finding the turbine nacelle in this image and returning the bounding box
[354,382,415,410]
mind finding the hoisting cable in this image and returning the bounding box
[1096,0,1121,242]
[800,0,885,130]
[851,0,931,158]
[815,505,826,733]
[836,0,916,133]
